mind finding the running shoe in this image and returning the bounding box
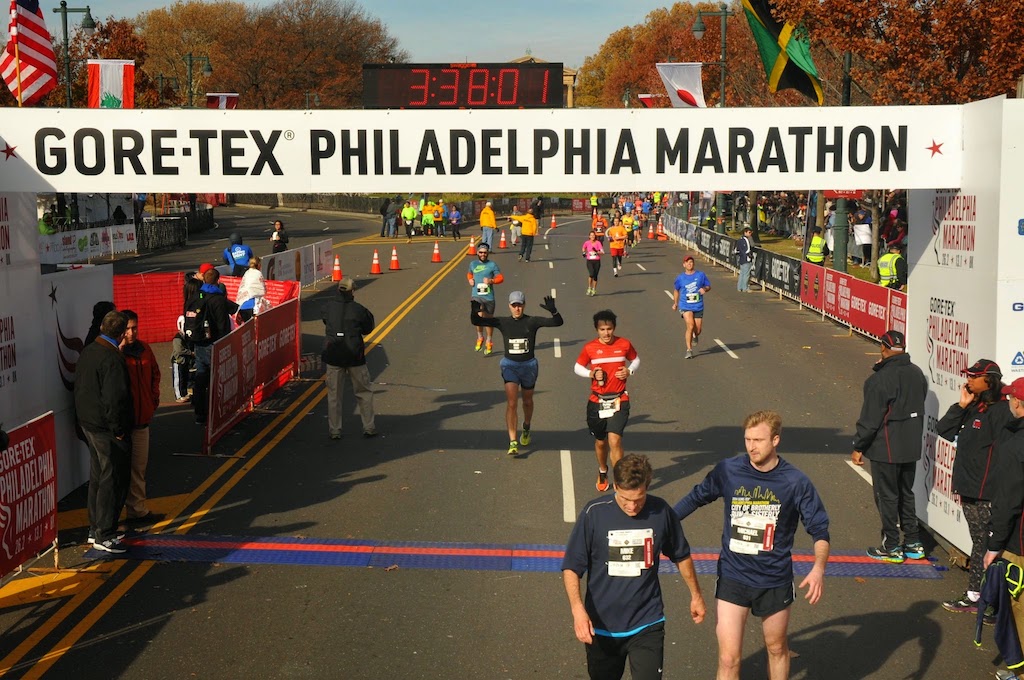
[596,470,609,492]
[693,333,699,345]
[995,670,1020,679]
[92,538,127,554]
[941,593,978,614]
[866,546,905,563]
[484,342,494,356]
[507,440,519,456]
[475,338,483,352]
[520,427,531,446]
[684,350,693,359]
[903,542,925,559]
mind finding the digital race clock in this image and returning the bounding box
[362,63,563,109]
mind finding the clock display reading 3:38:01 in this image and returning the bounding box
[362,63,563,109]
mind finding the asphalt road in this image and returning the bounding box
[0,207,996,679]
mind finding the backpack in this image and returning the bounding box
[182,294,210,345]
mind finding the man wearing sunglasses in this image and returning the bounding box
[471,291,563,455]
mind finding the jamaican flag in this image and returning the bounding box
[742,0,823,105]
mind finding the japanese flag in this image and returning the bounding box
[87,59,134,108]
[656,63,706,108]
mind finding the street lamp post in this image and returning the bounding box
[52,1,96,107]
[156,73,179,107]
[182,52,213,107]
[304,91,321,108]
[693,2,734,234]
[622,87,630,109]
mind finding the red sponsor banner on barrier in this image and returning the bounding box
[842,274,890,338]
[0,412,57,578]
[571,198,588,213]
[799,262,826,309]
[888,289,907,335]
[253,299,299,403]
[207,324,257,448]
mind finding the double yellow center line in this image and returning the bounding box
[0,244,470,678]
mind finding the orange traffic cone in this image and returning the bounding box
[389,246,401,270]
[370,249,383,275]
[592,207,598,219]
[647,221,655,239]
[657,217,667,241]
[467,235,476,255]
[331,254,342,281]
[498,230,507,249]
[431,240,442,263]
[550,215,557,229]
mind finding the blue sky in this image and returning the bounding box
[68,0,697,69]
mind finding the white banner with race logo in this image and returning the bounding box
[0,106,964,193]
[38,223,137,264]
[907,97,1006,553]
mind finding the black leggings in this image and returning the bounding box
[962,498,992,592]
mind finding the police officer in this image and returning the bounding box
[805,227,826,265]
[877,243,908,291]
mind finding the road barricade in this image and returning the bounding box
[205,298,300,453]
[661,213,907,341]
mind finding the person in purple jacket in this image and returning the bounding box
[675,410,830,680]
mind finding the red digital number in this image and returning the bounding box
[409,69,429,106]
[541,69,550,105]
[438,68,459,106]
[467,69,489,106]
[496,68,519,105]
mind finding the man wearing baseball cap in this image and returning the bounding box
[851,329,928,563]
[937,359,1011,616]
[467,242,504,355]
[470,290,563,455]
[983,376,1024,672]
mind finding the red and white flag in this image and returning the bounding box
[87,59,135,108]
[656,63,706,108]
[206,92,239,109]
[0,0,58,106]
[637,94,665,108]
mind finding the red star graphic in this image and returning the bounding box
[927,140,943,157]
[1,143,16,160]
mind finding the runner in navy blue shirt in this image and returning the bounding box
[563,454,705,680]
[674,410,829,680]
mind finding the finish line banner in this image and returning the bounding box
[0,107,963,193]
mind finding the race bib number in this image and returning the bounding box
[685,292,701,304]
[475,283,491,296]
[598,396,621,419]
[729,515,776,555]
[508,338,530,355]
[607,528,654,577]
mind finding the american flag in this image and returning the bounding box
[0,0,58,106]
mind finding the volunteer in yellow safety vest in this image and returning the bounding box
[876,243,907,291]
[805,227,826,264]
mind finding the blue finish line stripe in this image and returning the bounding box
[88,535,944,579]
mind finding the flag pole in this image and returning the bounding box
[13,40,23,106]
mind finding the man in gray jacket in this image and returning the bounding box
[851,329,928,563]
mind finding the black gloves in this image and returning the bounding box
[540,295,557,314]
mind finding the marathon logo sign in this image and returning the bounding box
[0,108,963,192]
[925,296,969,393]
[929,190,978,270]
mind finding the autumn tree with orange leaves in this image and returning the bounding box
[772,0,1024,104]
[578,0,1024,108]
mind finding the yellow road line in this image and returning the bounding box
[0,381,323,677]
[20,392,330,680]
[10,242,470,678]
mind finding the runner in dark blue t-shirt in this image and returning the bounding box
[563,454,705,679]
[674,410,829,680]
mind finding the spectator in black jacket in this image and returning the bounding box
[321,278,376,439]
[851,329,928,564]
[983,378,1024,650]
[938,359,1012,615]
[74,310,133,554]
[190,269,238,425]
